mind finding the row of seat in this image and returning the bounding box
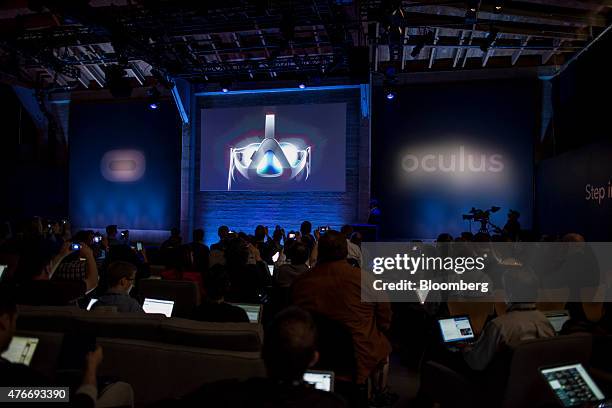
[19,329,265,406]
[16,305,263,352]
[422,333,593,408]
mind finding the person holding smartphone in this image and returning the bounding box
[52,230,99,293]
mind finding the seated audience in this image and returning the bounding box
[15,241,91,305]
[300,221,316,251]
[161,227,182,250]
[0,285,134,407]
[274,242,310,288]
[173,307,346,407]
[210,225,230,251]
[91,261,143,313]
[292,231,392,386]
[462,267,555,370]
[189,228,210,273]
[53,230,99,292]
[225,237,271,303]
[105,224,119,247]
[193,265,249,323]
[341,225,362,268]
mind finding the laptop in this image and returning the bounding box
[541,363,611,407]
[0,264,6,281]
[142,298,174,317]
[544,310,570,334]
[86,298,98,311]
[304,370,334,392]
[1,336,39,366]
[231,303,262,323]
[438,315,476,343]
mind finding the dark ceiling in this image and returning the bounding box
[0,0,610,90]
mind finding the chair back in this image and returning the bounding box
[580,286,605,323]
[502,333,593,408]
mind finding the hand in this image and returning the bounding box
[79,243,94,259]
[85,345,103,370]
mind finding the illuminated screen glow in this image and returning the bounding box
[200,104,346,191]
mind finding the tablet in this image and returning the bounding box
[304,370,334,392]
[541,363,606,407]
[438,315,475,343]
[143,298,174,317]
[1,336,39,366]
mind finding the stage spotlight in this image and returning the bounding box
[465,0,479,24]
[147,87,160,110]
[220,79,232,93]
[298,83,306,89]
[385,90,396,100]
[494,0,504,12]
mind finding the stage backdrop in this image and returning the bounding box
[69,100,180,232]
[537,141,612,240]
[195,87,362,244]
[372,79,537,240]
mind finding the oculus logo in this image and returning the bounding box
[402,145,504,174]
[100,149,146,182]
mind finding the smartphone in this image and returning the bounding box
[136,242,143,251]
[319,226,329,233]
[93,235,102,244]
[288,233,296,239]
[71,243,81,251]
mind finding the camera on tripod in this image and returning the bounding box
[462,206,501,233]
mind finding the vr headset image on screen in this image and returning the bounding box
[200,103,346,192]
[227,113,311,190]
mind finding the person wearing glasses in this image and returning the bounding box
[91,261,143,313]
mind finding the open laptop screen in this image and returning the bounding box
[143,298,174,317]
[438,316,475,343]
[1,336,39,366]
[232,303,262,323]
[304,370,334,392]
[541,363,605,407]
[544,311,570,333]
